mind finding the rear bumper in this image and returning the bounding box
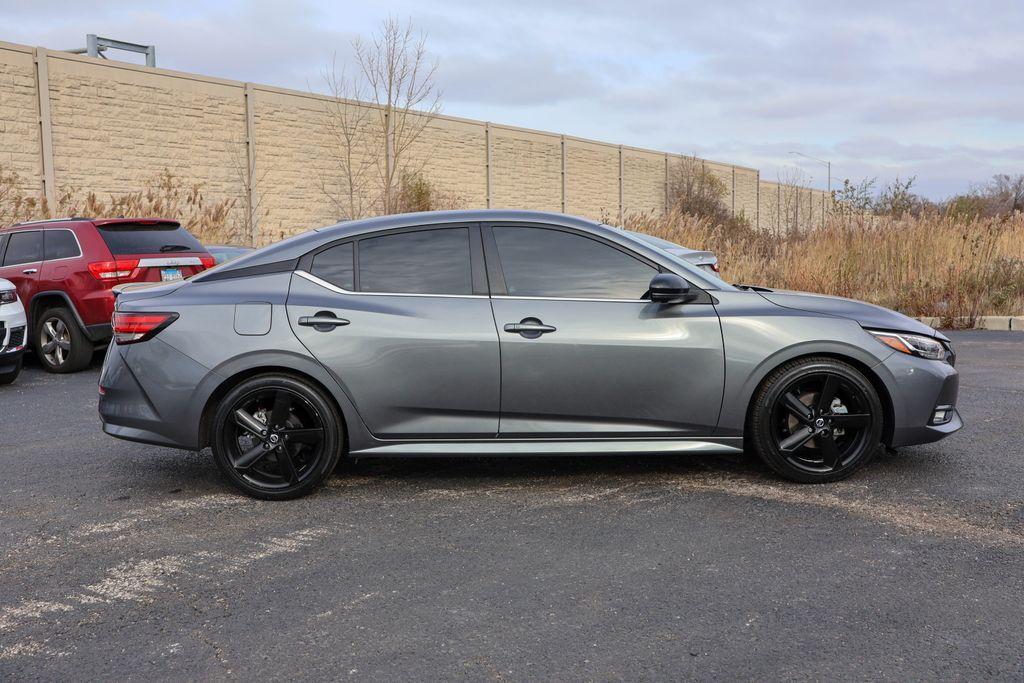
[98,338,213,450]
[86,322,112,344]
[881,352,963,447]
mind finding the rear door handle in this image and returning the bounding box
[22,269,37,274]
[298,313,350,332]
[504,318,556,338]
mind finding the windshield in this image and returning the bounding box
[611,227,735,290]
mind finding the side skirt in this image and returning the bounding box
[348,437,744,458]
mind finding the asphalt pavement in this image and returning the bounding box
[1,331,1022,680]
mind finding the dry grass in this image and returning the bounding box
[625,208,1024,324]
[0,167,240,245]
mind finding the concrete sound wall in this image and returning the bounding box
[0,39,832,243]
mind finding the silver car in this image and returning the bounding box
[98,210,961,500]
[626,231,720,275]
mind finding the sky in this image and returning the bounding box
[2,0,1022,199]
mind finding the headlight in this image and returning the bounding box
[868,330,946,360]
[0,289,16,305]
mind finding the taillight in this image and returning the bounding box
[711,262,720,273]
[89,259,140,282]
[199,256,215,270]
[112,312,178,344]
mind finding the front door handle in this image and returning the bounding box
[504,318,556,339]
[298,312,350,332]
[22,268,37,274]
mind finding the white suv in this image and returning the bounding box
[0,277,27,385]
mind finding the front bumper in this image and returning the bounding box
[880,350,963,447]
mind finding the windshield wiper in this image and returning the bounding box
[159,244,192,252]
[734,283,774,292]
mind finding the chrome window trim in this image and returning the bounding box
[42,228,83,263]
[298,271,651,304]
[491,295,649,304]
[295,270,488,299]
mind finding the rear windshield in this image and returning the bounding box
[97,222,205,256]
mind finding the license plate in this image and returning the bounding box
[161,268,183,282]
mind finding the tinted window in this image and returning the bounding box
[3,231,44,266]
[44,230,81,260]
[0,235,7,262]
[97,222,205,255]
[311,242,354,290]
[493,226,656,299]
[358,228,472,295]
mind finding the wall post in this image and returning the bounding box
[484,122,492,209]
[33,48,56,210]
[664,153,670,214]
[560,135,567,213]
[617,144,624,223]
[243,83,260,246]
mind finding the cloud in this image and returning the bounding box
[1,0,1022,198]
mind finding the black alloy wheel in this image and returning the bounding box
[212,375,343,499]
[750,357,883,483]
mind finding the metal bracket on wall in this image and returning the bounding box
[64,34,156,67]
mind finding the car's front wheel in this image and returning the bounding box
[211,374,344,500]
[748,357,883,483]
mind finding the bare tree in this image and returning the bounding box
[319,18,441,219]
[667,156,729,220]
[228,128,269,245]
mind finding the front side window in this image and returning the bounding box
[44,230,81,260]
[311,242,354,291]
[493,226,657,299]
[3,231,44,267]
[358,228,472,295]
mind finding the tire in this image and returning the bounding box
[0,355,22,385]
[211,374,344,500]
[34,307,94,373]
[748,357,883,484]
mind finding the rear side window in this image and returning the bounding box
[311,242,354,290]
[44,230,81,260]
[493,226,656,299]
[3,231,44,266]
[97,222,205,256]
[358,228,472,295]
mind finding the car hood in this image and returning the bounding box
[757,289,948,341]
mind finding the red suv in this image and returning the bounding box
[0,218,214,373]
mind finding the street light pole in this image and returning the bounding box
[789,151,831,194]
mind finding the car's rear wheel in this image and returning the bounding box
[35,307,94,373]
[749,357,883,483]
[211,375,343,500]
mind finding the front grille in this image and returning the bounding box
[9,326,25,348]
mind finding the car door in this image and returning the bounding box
[287,223,501,439]
[0,230,43,311]
[485,223,724,437]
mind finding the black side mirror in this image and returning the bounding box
[648,273,692,304]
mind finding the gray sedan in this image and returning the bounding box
[98,210,960,499]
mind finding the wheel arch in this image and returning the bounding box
[198,364,355,452]
[29,291,86,334]
[742,351,895,447]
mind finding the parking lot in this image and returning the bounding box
[0,330,1021,679]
